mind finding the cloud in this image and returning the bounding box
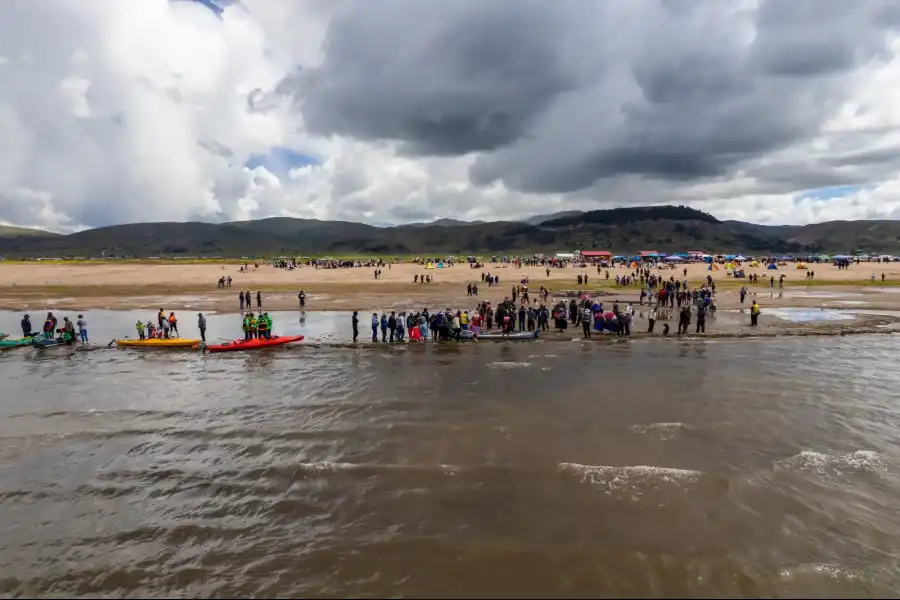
[1,0,900,232]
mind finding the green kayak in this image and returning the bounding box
[0,335,36,349]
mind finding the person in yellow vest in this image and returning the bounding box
[248,313,257,339]
[242,313,252,340]
[136,320,145,340]
[750,300,760,327]
[257,313,268,339]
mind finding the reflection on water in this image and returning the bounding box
[0,309,353,345]
[1,333,900,597]
[765,307,857,323]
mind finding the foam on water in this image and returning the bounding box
[558,462,705,500]
[777,562,862,582]
[487,361,532,369]
[295,461,464,476]
[628,422,690,441]
[774,450,885,478]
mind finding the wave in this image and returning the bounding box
[777,562,863,583]
[558,462,710,500]
[487,361,532,369]
[774,450,886,478]
[627,422,690,439]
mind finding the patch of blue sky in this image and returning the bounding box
[794,184,867,203]
[244,147,321,180]
[173,0,238,18]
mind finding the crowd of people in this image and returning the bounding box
[351,298,555,343]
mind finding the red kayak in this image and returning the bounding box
[204,335,304,353]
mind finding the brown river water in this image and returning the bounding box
[1,311,900,597]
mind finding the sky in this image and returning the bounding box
[2,0,900,232]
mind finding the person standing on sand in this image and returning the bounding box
[256,291,262,308]
[244,291,251,309]
[647,306,657,333]
[352,311,359,342]
[239,292,245,311]
[298,290,306,308]
[739,286,747,304]
[695,304,706,334]
[197,313,207,342]
[750,301,761,326]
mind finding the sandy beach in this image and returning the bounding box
[2,260,900,338]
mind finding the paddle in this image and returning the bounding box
[108,335,128,347]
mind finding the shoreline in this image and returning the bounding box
[58,328,900,353]
[2,307,896,345]
[4,261,900,341]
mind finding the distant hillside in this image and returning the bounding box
[523,210,584,225]
[1,206,899,257]
[0,225,61,238]
[405,218,487,228]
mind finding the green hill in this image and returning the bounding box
[0,225,61,238]
[0,206,897,257]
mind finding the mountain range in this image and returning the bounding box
[1,206,899,258]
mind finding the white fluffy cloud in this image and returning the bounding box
[0,0,899,232]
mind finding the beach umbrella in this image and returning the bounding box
[664,255,683,261]
[734,255,748,261]
[833,254,851,260]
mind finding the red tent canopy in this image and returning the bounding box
[580,250,612,257]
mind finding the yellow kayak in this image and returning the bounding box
[115,338,201,349]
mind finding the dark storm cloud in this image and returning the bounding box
[288,0,591,155]
[279,0,900,196]
[751,0,900,77]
